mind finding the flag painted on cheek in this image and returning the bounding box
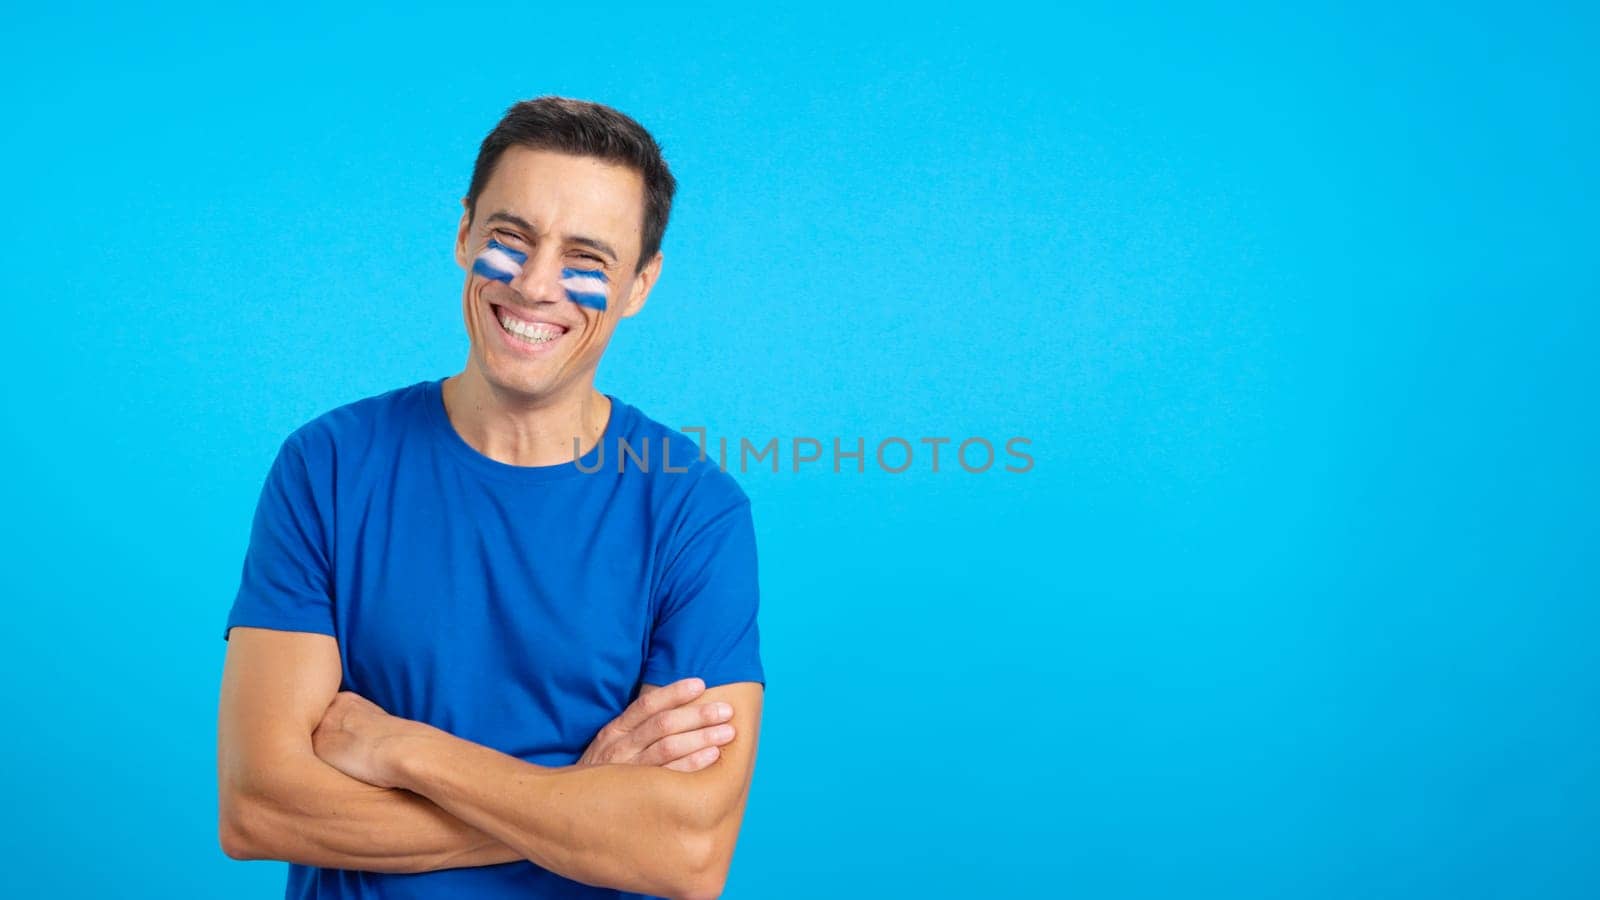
[559,267,609,312]
[472,237,526,284]
[471,238,610,312]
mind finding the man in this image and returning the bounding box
[216,96,765,900]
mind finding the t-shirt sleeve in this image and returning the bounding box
[642,492,765,689]
[223,430,337,640]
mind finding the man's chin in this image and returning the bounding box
[475,354,560,399]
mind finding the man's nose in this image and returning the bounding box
[509,251,565,304]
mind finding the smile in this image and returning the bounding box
[492,304,569,349]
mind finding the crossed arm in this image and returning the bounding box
[217,626,763,899]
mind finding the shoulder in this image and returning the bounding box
[612,395,751,513]
[280,378,434,462]
[262,380,434,502]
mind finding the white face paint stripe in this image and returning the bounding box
[560,272,608,293]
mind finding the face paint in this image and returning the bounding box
[472,237,526,284]
[559,267,609,312]
[472,237,610,312]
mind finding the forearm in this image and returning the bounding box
[387,727,718,898]
[221,749,523,874]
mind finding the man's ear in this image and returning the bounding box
[619,251,663,319]
[453,200,473,271]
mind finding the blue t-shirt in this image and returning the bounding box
[223,376,764,899]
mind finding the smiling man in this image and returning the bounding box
[216,97,765,900]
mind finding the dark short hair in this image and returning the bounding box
[464,96,676,275]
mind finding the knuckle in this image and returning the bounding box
[648,713,675,742]
[664,733,696,758]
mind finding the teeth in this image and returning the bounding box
[496,309,564,343]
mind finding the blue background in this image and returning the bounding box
[2,2,1594,897]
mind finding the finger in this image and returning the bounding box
[610,678,705,735]
[663,744,721,773]
[638,723,737,767]
[631,700,734,752]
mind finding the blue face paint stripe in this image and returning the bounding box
[561,266,607,283]
[472,258,514,283]
[486,237,528,264]
[563,291,608,311]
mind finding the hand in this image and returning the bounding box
[578,677,737,772]
[311,690,424,789]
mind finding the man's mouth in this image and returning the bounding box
[492,303,570,347]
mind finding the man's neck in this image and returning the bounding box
[440,368,611,468]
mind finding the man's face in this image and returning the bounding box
[453,146,660,402]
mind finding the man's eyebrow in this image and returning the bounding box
[484,210,618,264]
